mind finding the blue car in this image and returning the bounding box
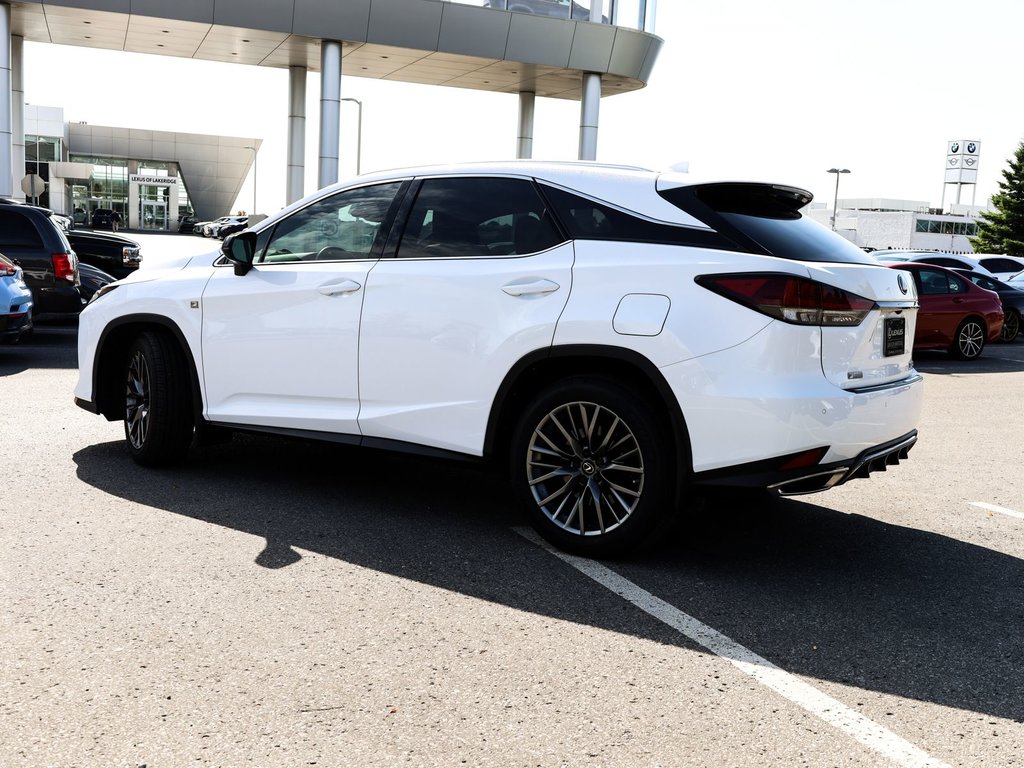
[0,253,34,343]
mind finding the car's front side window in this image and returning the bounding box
[259,182,403,264]
[395,177,563,259]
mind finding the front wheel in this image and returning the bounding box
[951,318,986,360]
[124,330,195,465]
[509,378,675,558]
[999,310,1020,343]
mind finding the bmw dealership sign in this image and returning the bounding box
[945,139,980,184]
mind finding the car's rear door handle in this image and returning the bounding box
[502,279,560,297]
[319,279,362,296]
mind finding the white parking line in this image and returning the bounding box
[515,527,950,768]
[970,502,1024,520]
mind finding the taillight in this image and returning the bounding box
[52,253,76,282]
[0,262,16,277]
[696,273,876,327]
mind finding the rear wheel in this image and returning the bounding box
[124,330,194,465]
[999,309,1020,343]
[510,377,674,557]
[951,317,986,360]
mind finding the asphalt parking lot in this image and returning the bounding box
[2,234,1023,767]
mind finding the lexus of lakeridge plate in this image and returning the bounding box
[75,162,923,556]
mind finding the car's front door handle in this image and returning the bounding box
[502,279,560,297]
[319,280,362,297]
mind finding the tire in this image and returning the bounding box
[509,377,674,558]
[950,317,986,360]
[124,330,195,466]
[999,309,1020,343]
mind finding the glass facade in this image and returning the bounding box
[65,155,194,230]
[915,218,979,236]
[447,0,656,31]
[24,134,63,208]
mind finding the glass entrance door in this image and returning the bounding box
[140,200,167,231]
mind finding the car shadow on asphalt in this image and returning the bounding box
[73,434,1023,725]
[0,323,78,374]
[913,344,1024,374]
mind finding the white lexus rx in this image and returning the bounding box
[75,162,923,556]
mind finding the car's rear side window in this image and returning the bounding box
[0,210,43,247]
[661,183,876,265]
[980,257,1024,273]
[541,184,734,249]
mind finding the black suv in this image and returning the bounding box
[64,229,141,280]
[0,203,82,315]
[91,208,122,231]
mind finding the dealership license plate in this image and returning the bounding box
[884,316,906,357]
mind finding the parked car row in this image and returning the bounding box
[873,249,1024,358]
[0,201,134,331]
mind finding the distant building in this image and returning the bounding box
[806,198,990,254]
[23,105,259,231]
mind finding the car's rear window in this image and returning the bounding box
[660,183,876,265]
[0,210,43,247]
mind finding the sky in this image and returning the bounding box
[20,0,1024,216]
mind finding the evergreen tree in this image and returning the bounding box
[972,141,1024,256]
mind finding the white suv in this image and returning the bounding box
[75,162,923,556]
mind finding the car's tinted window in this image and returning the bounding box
[980,257,1023,273]
[915,267,962,296]
[396,178,563,258]
[259,182,402,264]
[542,184,733,249]
[661,183,875,264]
[969,274,1001,291]
[923,257,962,269]
[0,210,43,247]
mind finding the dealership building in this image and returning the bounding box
[25,104,259,229]
[1,0,662,226]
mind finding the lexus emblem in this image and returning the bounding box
[897,272,909,295]
[951,142,960,153]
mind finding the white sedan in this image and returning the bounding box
[74,161,923,556]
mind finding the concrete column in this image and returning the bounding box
[0,4,13,197]
[318,40,342,189]
[11,33,23,201]
[578,73,601,161]
[590,0,604,23]
[287,65,306,204]
[516,91,535,160]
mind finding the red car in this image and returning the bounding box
[889,263,1003,360]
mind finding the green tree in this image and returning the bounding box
[972,141,1024,256]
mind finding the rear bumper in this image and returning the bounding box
[693,430,917,495]
[0,310,32,342]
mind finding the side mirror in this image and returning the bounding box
[222,231,256,276]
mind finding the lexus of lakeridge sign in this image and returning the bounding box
[130,175,178,185]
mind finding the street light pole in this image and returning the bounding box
[341,97,363,175]
[244,146,258,215]
[826,167,850,231]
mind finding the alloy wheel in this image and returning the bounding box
[525,401,644,536]
[957,321,985,359]
[125,349,151,450]
[1001,311,1020,342]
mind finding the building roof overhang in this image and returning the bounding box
[11,1,662,99]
